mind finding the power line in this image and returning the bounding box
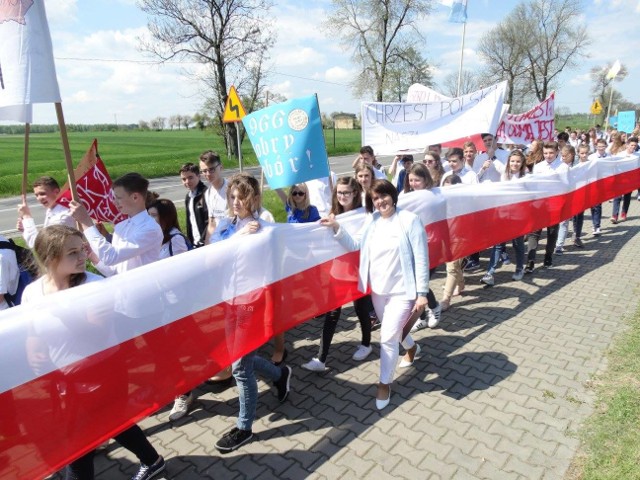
[55,56,351,86]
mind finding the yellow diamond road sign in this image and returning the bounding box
[222,86,247,123]
[590,99,602,115]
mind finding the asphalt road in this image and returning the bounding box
[0,153,393,237]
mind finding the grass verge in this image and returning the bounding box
[568,302,640,479]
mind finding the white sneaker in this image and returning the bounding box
[352,344,372,361]
[512,270,524,281]
[410,318,429,332]
[593,228,601,236]
[301,358,326,372]
[169,392,193,421]
[428,304,442,329]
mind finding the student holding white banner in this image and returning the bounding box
[302,177,376,371]
[22,225,166,480]
[321,179,429,410]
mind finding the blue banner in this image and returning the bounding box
[617,111,636,134]
[242,95,329,189]
[608,116,618,128]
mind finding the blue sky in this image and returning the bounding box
[30,0,639,125]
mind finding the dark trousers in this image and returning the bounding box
[527,224,559,263]
[65,425,158,480]
[317,296,373,363]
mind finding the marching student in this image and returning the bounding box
[611,136,639,224]
[199,150,228,243]
[577,144,602,236]
[0,233,19,310]
[302,176,375,372]
[210,173,292,452]
[352,145,387,179]
[525,141,569,273]
[275,183,321,224]
[180,162,208,247]
[17,176,76,248]
[69,173,162,276]
[23,225,165,480]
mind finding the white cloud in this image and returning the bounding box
[45,0,78,26]
[274,47,326,67]
[67,90,91,103]
[325,66,353,83]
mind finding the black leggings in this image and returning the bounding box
[317,295,373,362]
[65,425,158,480]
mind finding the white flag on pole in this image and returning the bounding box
[0,0,61,120]
[606,60,621,80]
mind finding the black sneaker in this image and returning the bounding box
[215,427,253,452]
[574,237,584,248]
[275,365,292,403]
[543,257,553,268]
[524,261,535,274]
[131,456,165,480]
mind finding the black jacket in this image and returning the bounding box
[184,181,209,247]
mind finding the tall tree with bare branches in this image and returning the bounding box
[139,0,275,158]
[324,0,431,102]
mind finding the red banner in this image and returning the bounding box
[57,139,127,224]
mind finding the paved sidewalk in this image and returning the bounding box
[85,208,639,479]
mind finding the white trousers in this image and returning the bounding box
[371,292,415,385]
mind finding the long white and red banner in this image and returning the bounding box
[0,157,639,479]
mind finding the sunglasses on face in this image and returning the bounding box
[291,191,305,197]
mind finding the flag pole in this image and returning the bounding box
[21,123,30,203]
[604,87,615,130]
[456,21,467,97]
[55,102,79,201]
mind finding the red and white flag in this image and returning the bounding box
[496,93,555,145]
[57,139,127,224]
[0,0,60,121]
[0,156,638,479]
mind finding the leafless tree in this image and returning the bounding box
[139,0,275,158]
[324,0,431,101]
[590,62,628,122]
[440,70,484,98]
[181,114,192,130]
[478,0,589,107]
[384,46,433,101]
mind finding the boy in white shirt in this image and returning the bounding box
[69,173,162,276]
[17,176,75,248]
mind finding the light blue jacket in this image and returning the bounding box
[334,208,429,300]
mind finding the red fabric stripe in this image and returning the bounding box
[0,169,638,479]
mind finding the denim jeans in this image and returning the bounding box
[556,219,571,248]
[591,204,602,229]
[487,237,525,275]
[573,212,584,238]
[612,193,632,217]
[233,351,282,431]
[527,225,558,263]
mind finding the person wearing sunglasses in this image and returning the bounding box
[276,183,321,224]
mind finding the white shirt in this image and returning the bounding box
[22,204,75,248]
[532,157,569,175]
[306,172,337,218]
[367,215,404,295]
[473,150,508,183]
[187,191,202,245]
[441,166,478,186]
[0,234,19,309]
[159,227,190,260]
[588,151,611,161]
[205,179,228,223]
[84,210,163,277]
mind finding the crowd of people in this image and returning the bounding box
[0,124,638,479]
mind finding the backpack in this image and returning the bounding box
[168,232,193,256]
[0,239,38,307]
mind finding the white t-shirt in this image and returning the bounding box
[441,167,478,186]
[473,150,508,183]
[306,172,337,218]
[367,215,404,295]
[205,179,228,223]
[159,228,190,260]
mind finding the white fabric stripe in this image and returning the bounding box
[0,157,638,394]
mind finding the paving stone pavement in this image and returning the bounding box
[66,207,640,479]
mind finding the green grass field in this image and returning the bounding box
[0,128,362,197]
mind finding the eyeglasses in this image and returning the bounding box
[336,190,353,196]
[424,159,436,164]
[291,191,305,197]
[200,165,220,174]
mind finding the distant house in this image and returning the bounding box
[333,113,357,130]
